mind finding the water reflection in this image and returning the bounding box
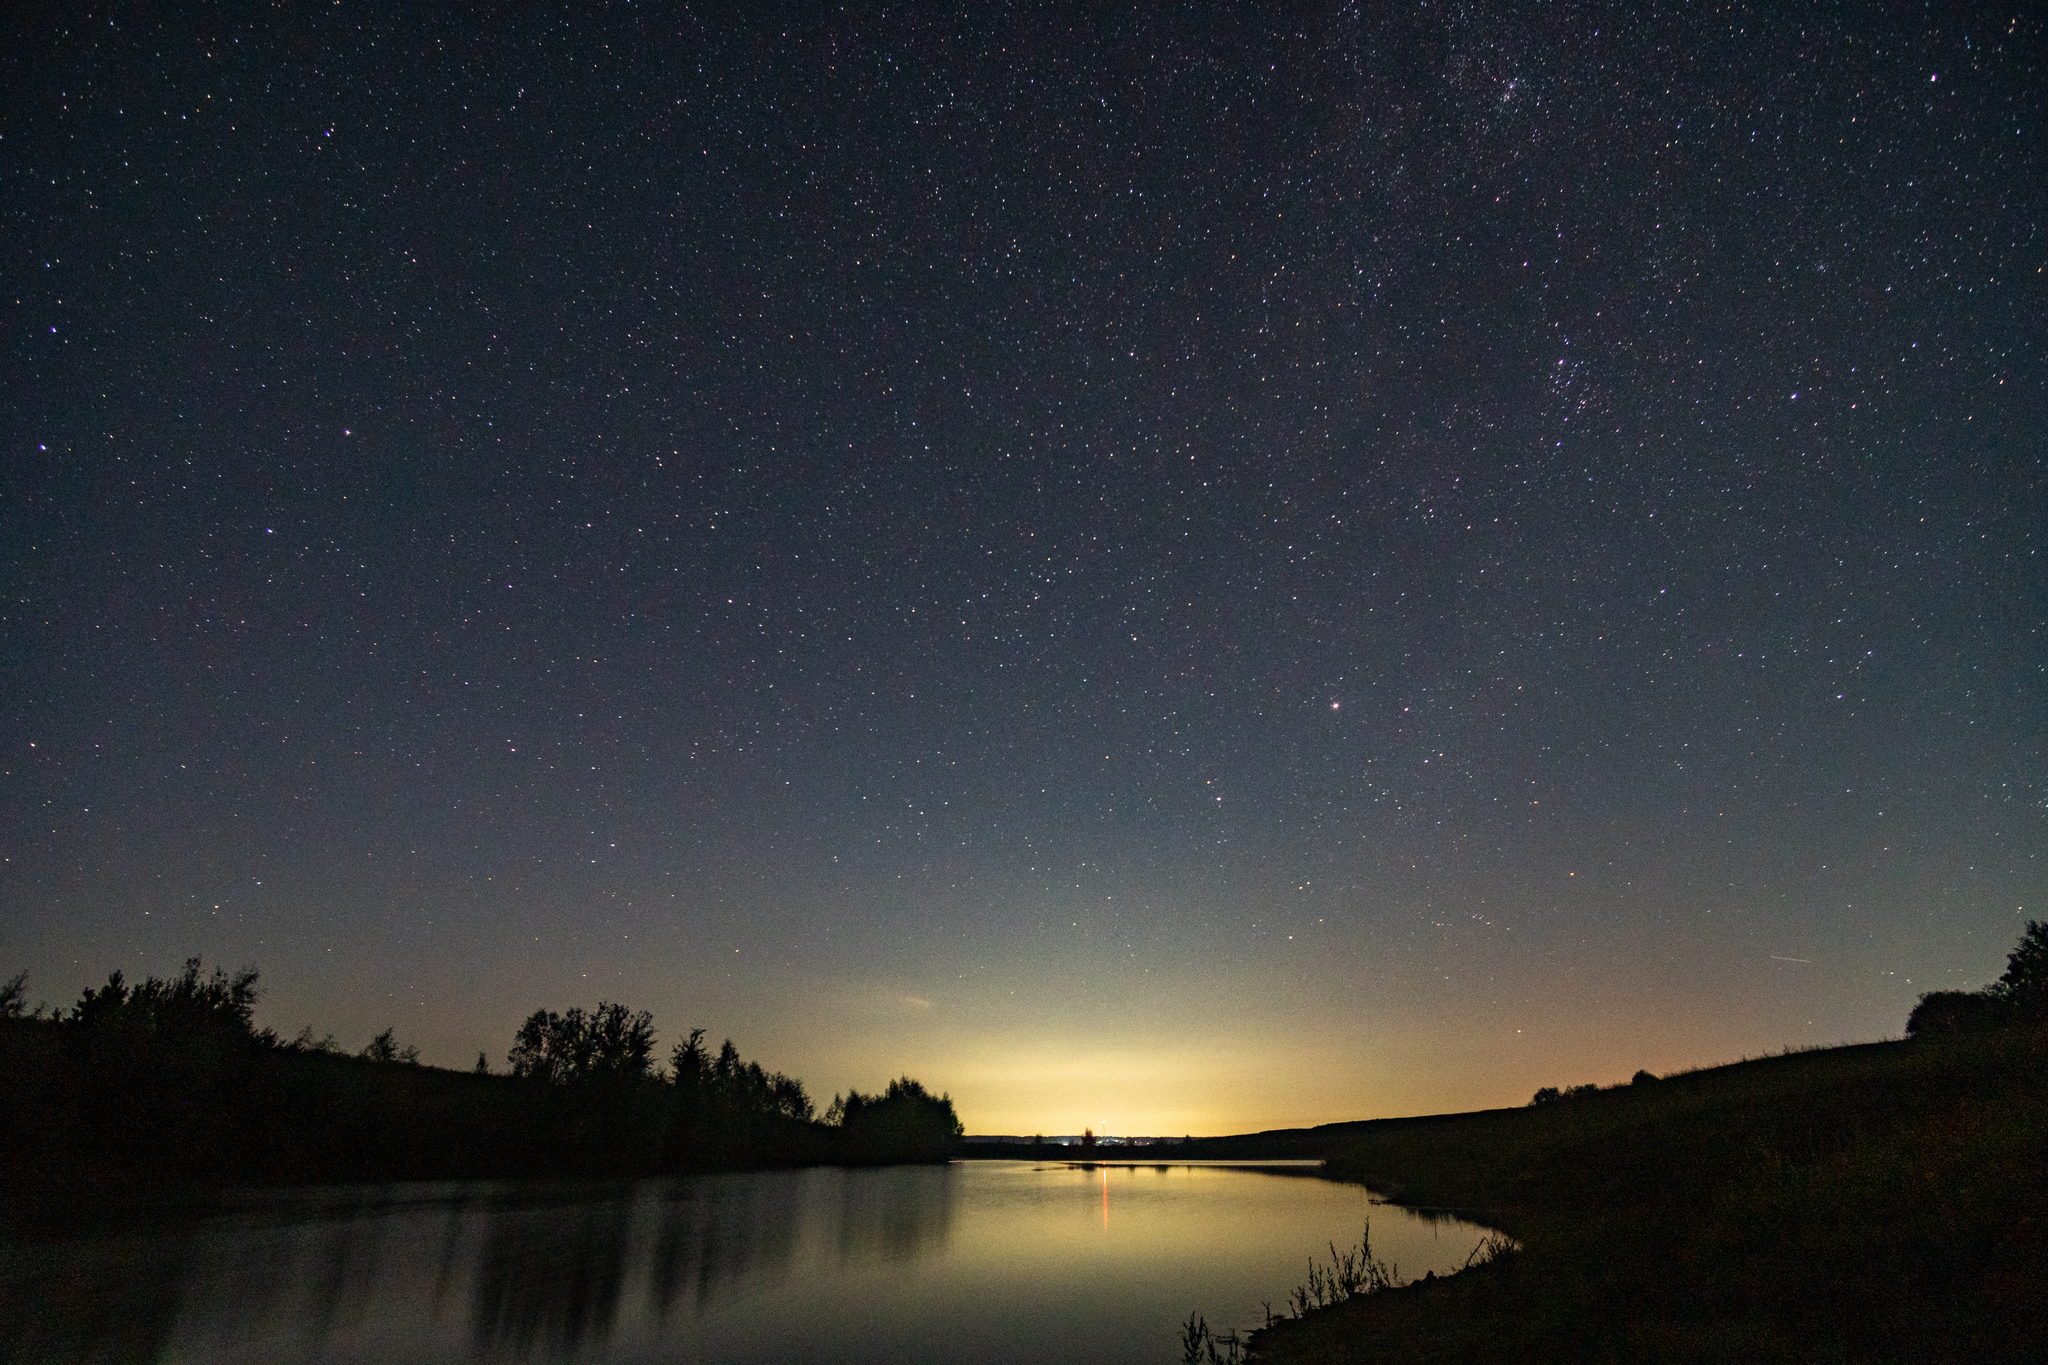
[0,1228,189,1365]
[473,1194,633,1358]
[832,1164,955,1264]
[1,1163,1495,1364]
[469,1169,956,1356]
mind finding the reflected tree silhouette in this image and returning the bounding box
[471,1195,634,1359]
[4,1166,1489,1363]
[646,1173,807,1321]
[833,1165,958,1265]
[0,1230,188,1365]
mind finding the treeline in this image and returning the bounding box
[503,1003,817,1121]
[0,959,961,1220]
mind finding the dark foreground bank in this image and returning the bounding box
[1244,1024,2047,1364]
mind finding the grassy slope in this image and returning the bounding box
[1251,1028,2048,1364]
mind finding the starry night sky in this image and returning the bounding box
[5,3,2044,1134]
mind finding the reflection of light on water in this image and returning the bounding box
[5,1164,1502,1364]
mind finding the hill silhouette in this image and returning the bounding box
[1244,925,2048,1363]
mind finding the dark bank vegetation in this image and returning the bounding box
[1185,1228,1517,1365]
[0,958,961,1233]
[1248,923,2048,1363]
[1906,918,2048,1038]
[829,1077,967,1164]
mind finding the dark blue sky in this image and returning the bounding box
[6,2,2042,1132]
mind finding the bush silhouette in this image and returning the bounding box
[360,1028,420,1064]
[1906,990,2010,1037]
[1907,921,2048,1036]
[1530,1081,1609,1104]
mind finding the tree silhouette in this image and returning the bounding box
[14,956,953,1189]
[508,1001,656,1084]
[69,957,262,1049]
[1989,919,2048,1020]
[1906,921,2048,1036]
[670,1027,710,1090]
[835,1076,962,1162]
[1,970,28,1019]
[360,1028,420,1064]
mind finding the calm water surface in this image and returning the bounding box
[7,1161,1495,1364]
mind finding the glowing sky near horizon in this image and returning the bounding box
[4,4,2043,1136]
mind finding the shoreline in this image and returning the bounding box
[1242,1028,2047,1362]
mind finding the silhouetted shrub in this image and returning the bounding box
[284,1026,340,1053]
[1631,1069,1660,1085]
[1904,922,2048,1038]
[1530,1082,1602,1105]
[1906,990,2011,1037]
[360,1028,420,1064]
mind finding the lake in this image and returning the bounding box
[4,1161,1496,1364]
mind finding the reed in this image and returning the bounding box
[1180,1311,1249,1365]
